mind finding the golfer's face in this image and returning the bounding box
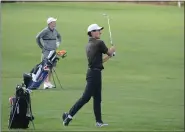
[50,21,56,27]
[94,30,101,39]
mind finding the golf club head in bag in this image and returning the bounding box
[56,50,67,58]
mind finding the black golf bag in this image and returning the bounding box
[25,50,61,90]
[8,84,35,129]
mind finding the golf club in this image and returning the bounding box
[102,13,116,56]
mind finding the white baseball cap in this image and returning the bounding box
[87,24,104,32]
[47,17,57,24]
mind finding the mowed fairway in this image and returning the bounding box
[1,2,184,131]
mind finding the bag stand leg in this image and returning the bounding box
[51,70,56,88]
[26,99,35,130]
[51,68,63,89]
[8,98,20,129]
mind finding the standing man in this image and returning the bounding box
[36,17,62,89]
[62,24,115,127]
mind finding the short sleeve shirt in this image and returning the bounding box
[86,37,108,70]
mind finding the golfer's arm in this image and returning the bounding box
[57,32,62,43]
[36,37,44,49]
[100,41,113,63]
[102,49,113,63]
[103,55,111,63]
[36,30,47,49]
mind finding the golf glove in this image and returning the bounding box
[56,42,60,48]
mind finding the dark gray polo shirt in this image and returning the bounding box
[86,37,108,70]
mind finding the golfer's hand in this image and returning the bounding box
[56,42,60,48]
[110,46,115,52]
[110,46,116,57]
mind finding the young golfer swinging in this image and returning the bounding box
[62,24,116,127]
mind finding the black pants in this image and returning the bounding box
[68,68,102,122]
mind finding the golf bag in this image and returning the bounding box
[25,50,61,90]
[8,84,34,129]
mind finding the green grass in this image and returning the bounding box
[1,2,184,131]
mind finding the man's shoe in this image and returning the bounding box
[43,82,55,89]
[43,82,51,89]
[62,112,72,126]
[43,82,50,89]
[47,82,56,88]
[96,122,108,127]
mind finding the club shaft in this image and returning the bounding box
[107,16,113,46]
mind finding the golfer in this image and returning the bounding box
[62,24,115,127]
[36,17,62,89]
